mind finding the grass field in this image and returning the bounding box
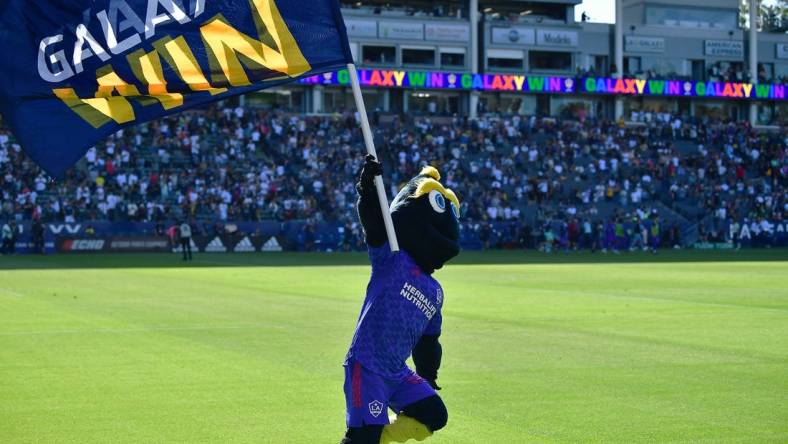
[1,250,787,443]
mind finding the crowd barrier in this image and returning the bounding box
[2,219,786,255]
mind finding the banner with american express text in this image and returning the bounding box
[0,0,352,178]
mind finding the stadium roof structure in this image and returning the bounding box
[623,0,738,7]
[342,0,465,8]
[498,0,581,4]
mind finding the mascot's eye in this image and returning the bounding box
[428,190,446,213]
[450,202,460,219]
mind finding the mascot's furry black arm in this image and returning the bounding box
[413,334,442,390]
[356,154,387,248]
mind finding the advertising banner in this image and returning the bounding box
[425,24,470,42]
[301,69,787,101]
[705,40,744,58]
[490,27,536,45]
[625,36,665,53]
[379,21,424,40]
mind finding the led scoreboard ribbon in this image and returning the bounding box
[301,69,786,101]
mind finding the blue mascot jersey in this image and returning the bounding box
[345,243,444,378]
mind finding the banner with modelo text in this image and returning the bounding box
[0,0,352,178]
[301,69,786,101]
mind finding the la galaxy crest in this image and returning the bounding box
[368,400,384,418]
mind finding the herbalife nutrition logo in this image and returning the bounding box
[234,237,256,253]
[399,282,437,320]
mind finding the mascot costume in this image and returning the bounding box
[341,155,461,444]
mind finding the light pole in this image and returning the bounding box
[749,0,759,124]
[469,0,480,118]
[614,0,624,120]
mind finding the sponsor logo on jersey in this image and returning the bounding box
[400,282,437,320]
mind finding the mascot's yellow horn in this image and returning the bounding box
[420,166,441,181]
[412,166,460,210]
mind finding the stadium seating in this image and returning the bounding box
[0,106,785,250]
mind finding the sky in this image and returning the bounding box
[574,0,780,24]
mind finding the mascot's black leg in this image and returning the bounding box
[378,396,447,442]
[341,425,384,444]
[401,395,448,433]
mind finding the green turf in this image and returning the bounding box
[1,250,787,443]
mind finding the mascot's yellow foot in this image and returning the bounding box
[380,414,433,443]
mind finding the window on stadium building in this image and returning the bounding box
[528,51,572,72]
[487,49,524,71]
[324,89,353,113]
[758,63,774,82]
[440,48,466,69]
[550,97,601,120]
[246,89,305,112]
[402,47,436,66]
[479,93,537,116]
[708,61,744,83]
[756,103,776,126]
[777,104,788,125]
[776,63,788,83]
[693,101,741,121]
[488,57,524,70]
[323,89,386,113]
[362,45,396,65]
[593,55,609,76]
[691,60,705,81]
[624,97,678,120]
[624,56,641,76]
[640,56,684,79]
[645,5,737,29]
[407,91,461,116]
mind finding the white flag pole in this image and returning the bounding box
[346,63,400,252]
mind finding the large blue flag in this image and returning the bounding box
[0,0,352,177]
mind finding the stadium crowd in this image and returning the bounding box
[0,104,785,251]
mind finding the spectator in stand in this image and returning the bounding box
[0,106,784,252]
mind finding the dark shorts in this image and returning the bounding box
[343,360,436,427]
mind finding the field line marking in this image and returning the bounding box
[0,287,25,298]
[501,286,788,313]
[0,323,288,337]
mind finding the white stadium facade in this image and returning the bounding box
[245,0,787,125]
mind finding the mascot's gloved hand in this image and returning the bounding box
[356,154,387,247]
[357,154,384,194]
[427,379,442,391]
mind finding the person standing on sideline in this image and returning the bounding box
[650,216,661,254]
[730,219,741,250]
[179,220,193,261]
[32,218,45,254]
[581,219,592,250]
[10,220,18,254]
[1,220,12,255]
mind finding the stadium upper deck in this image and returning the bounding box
[244,0,788,125]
